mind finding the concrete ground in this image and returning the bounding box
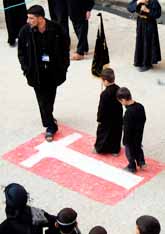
[0,1,165,234]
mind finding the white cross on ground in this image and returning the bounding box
[20,133,143,189]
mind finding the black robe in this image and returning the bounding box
[0,205,55,234]
[127,0,161,67]
[94,84,123,154]
[3,0,27,45]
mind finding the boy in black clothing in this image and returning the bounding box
[45,208,81,234]
[136,215,161,234]
[89,226,107,234]
[93,68,123,155]
[117,87,146,173]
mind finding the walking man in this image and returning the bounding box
[18,5,70,141]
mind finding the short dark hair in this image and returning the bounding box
[116,87,132,100]
[27,5,45,17]
[89,226,107,234]
[136,215,161,234]
[4,183,28,209]
[56,208,77,233]
[101,68,115,83]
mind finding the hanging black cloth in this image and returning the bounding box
[91,13,110,77]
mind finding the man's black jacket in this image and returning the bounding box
[18,19,70,88]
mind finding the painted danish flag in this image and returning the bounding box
[3,124,165,205]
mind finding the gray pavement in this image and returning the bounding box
[0,2,165,234]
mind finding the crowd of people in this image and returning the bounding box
[0,183,162,234]
[1,2,163,233]
[2,0,162,171]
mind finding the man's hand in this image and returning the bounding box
[86,11,91,20]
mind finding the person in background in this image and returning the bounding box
[45,207,81,234]
[18,5,70,142]
[47,0,94,60]
[136,215,161,234]
[0,183,55,234]
[117,87,146,173]
[94,68,123,156]
[127,0,161,72]
[89,226,107,234]
[3,0,27,46]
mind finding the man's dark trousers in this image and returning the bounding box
[49,0,70,46]
[49,0,89,55]
[72,20,89,55]
[34,86,57,132]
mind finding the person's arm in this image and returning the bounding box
[123,111,133,146]
[127,0,147,13]
[18,26,29,76]
[148,0,161,19]
[56,23,70,71]
[127,0,138,13]
[97,92,107,123]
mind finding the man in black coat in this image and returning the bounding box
[3,0,27,46]
[127,0,161,72]
[117,87,146,173]
[0,183,56,234]
[47,0,94,60]
[18,5,70,141]
[94,68,123,155]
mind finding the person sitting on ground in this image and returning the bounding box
[89,226,107,234]
[93,68,123,156]
[45,207,81,234]
[0,183,55,234]
[136,215,161,234]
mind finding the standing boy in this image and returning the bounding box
[94,68,123,155]
[117,87,146,173]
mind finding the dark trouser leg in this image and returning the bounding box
[125,145,136,170]
[50,0,70,46]
[34,87,58,132]
[48,0,57,21]
[135,145,145,166]
[72,20,89,55]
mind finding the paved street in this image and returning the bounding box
[0,1,165,234]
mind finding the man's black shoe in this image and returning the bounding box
[123,166,137,173]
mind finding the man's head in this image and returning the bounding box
[100,68,115,87]
[136,215,161,234]
[89,226,107,234]
[4,183,28,210]
[116,87,132,106]
[56,208,77,234]
[27,5,45,28]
